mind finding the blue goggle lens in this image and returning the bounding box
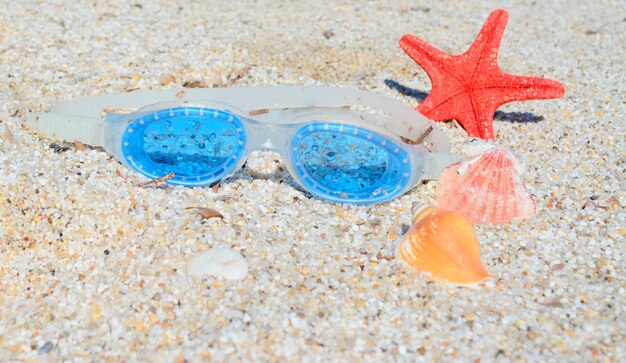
[291,123,412,203]
[121,107,246,185]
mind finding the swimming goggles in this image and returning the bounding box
[26,86,461,204]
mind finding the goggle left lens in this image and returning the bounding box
[121,107,246,185]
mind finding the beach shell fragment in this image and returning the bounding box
[396,205,490,285]
[3,125,16,145]
[436,146,535,224]
[188,248,248,280]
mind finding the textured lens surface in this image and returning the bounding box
[297,131,404,194]
[141,116,239,176]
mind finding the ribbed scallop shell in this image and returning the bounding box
[396,205,490,285]
[436,147,535,224]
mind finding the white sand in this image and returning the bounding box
[0,1,624,361]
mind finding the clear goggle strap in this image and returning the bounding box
[26,86,450,151]
[422,152,464,180]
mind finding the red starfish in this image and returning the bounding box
[399,9,565,140]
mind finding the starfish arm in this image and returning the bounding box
[451,93,500,140]
[480,73,566,104]
[469,94,500,141]
[466,9,509,76]
[417,89,465,120]
[399,34,457,89]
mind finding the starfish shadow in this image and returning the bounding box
[384,79,429,102]
[384,79,545,123]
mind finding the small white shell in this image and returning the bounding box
[187,248,248,280]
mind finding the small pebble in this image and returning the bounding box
[38,341,53,355]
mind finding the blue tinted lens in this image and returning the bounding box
[121,107,246,185]
[142,118,237,174]
[291,123,412,203]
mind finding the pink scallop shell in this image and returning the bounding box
[436,147,535,224]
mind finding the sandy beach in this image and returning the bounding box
[0,0,624,361]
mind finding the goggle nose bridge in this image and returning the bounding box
[241,120,295,152]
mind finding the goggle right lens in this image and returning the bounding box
[291,123,413,203]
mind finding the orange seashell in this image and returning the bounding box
[436,146,535,224]
[396,205,490,285]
